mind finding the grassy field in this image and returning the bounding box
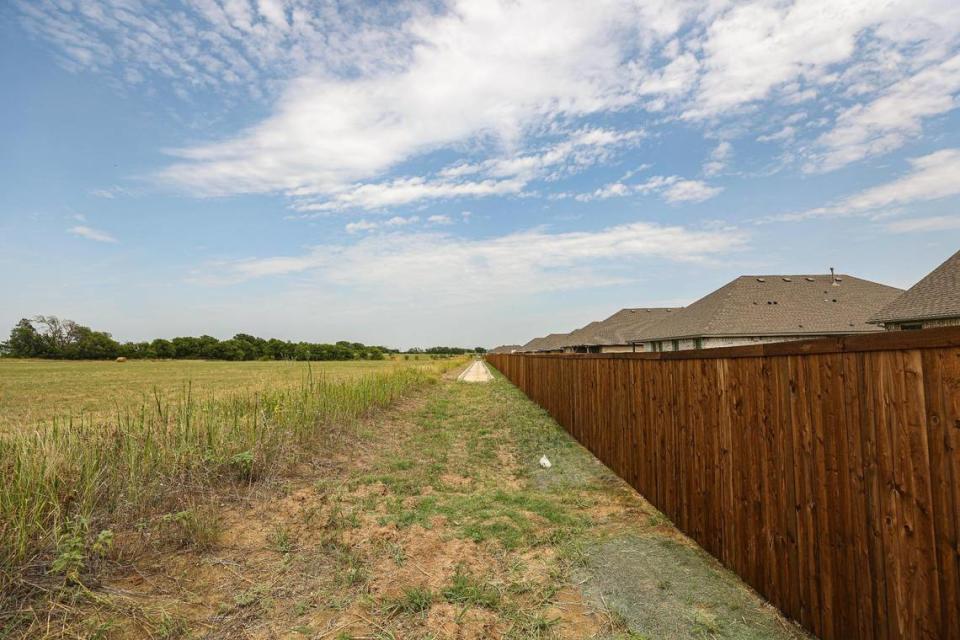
[0,357,464,615]
[8,366,810,639]
[0,358,447,430]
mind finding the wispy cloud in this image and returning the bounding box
[68,225,118,243]
[703,141,732,176]
[19,0,960,215]
[193,220,748,298]
[763,147,960,222]
[806,54,960,172]
[884,215,960,233]
[575,175,722,204]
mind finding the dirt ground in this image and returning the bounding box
[31,365,810,639]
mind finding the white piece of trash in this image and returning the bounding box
[539,455,552,469]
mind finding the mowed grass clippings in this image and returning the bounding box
[0,357,464,618]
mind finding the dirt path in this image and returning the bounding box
[53,372,809,639]
[456,359,493,383]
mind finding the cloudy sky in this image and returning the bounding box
[2,0,959,348]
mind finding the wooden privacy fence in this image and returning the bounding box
[486,327,960,640]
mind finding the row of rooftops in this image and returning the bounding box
[487,249,960,354]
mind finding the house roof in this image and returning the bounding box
[560,321,604,347]
[518,336,547,352]
[869,250,960,325]
[488,344,522,354]
[566,308,680,345]
[536,332,571,351]
[518,334,569,352]
[643,274,903,341]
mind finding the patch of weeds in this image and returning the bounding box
[268,525,294,554]
[293,599,312,616]
[383,586,434,616]
[387,541,406,566]
[647,511,670,527]
[49,516,114,582]
[328,543,367,588]
[506,610,558,639]
[693,607,721,634]
[388,457,414,471]
[358,473,421,497]
[441,566,500,610]
[228,449,257,482]
[155,612,187,639]
[81,618,117,640]
[326,502,362,531]
[159,506,221,551]
[234,584,269,608]
[385,495,439,528]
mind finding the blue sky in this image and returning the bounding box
[2,0,959,349]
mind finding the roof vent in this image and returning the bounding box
[830,267,841,286]
[805,277,815,282]
[756,277,766,282]
[782,277,792,282]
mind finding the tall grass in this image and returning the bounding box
[0,362,452,599]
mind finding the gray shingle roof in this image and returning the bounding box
[560,321,604,347]
[519,336,547,352]
[643,274,902,341]
[536,332,571,351]
[869,250,960,324]
[569,308,680,345]
[518,334,569,352]
[488,344,522,354]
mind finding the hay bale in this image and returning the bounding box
[115,357,127,363]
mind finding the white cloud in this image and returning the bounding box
[808,54,960,172]
[661,179,724,204]
[844,148,960,210]
[345,220,379,234]
[757,126,796,143]
[296,176,527,213]
[576,175,722,204]
[427,215,453,225]
[765,147,960,221]
[20,0,960,210]
[157,2,665,201]
[195,220,747,298]
[688,0,960,118]
[884,215,960,233]
[16,0,416,99]
[385,215,419,226]
[68,225,118,243]
[703,141,732,176]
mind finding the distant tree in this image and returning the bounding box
[68,326,120,359]
[151,338,175,359]
[474,347,487,354]
[4,317,400,362]
[2,318,44,357]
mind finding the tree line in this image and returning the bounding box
[1,316,485,361]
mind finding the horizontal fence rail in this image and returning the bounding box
[487,327,960,640]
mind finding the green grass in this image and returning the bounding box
[0,358,462,604]
[0,358,444,430]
